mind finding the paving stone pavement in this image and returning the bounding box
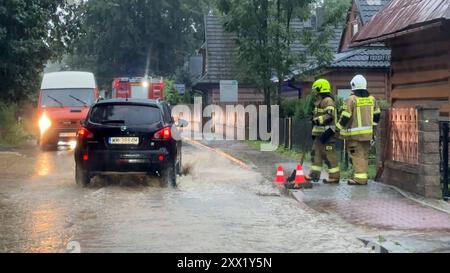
[201,139,450,233]
[299,183,450,231]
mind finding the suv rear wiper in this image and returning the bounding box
[47,95,64,108]
[100,120,126,124]
[69,95,89,107]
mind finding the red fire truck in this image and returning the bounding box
[112,77,165,100]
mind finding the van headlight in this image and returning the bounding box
[39,114,52,135]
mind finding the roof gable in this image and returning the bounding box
[355,0,391,24]
[199,15,343,83]
[202,16,237,83]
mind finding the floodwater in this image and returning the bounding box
[0,142,367,253]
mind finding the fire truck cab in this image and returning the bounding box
[112,77,165,100]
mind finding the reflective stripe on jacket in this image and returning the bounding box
[338,95,380,141]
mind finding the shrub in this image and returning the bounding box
[163,79,181,105]
[280,94,315,120]
[377,99,391,110]
[0,103,30,146]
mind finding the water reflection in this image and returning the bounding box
[34,152,53,177]
[28,203,62,253]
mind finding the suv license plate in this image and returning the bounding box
[60,132,77,138]
[109,137,139,145]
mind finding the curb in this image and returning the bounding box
[0,151,24,157]
[382,183,450,215]
[357,237,405,253]
[183,138,295,198]
[183,138,252,171]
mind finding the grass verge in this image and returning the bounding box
[0,103,32,148]
[244,139,377,180]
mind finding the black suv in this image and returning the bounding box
[74,99,186,187]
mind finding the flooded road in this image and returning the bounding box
[0,142,368,253]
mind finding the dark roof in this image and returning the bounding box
[354,0,450,45]
[197,15,343,84]
[331,47,391,68]
[355,0,391,24]
[330,0,391,70]
[284,22,343,78]
[199,16,237,83]
[289,20,343,72]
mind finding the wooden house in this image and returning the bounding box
[316,0,391,101]
[353,0,450,198]
[191,16,264,106]
[192,14,343,104]
[353,0,450,113]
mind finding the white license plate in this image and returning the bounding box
[60,132,77,138]
[109,137,139,145]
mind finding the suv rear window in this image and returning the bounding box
[89,104,162,126]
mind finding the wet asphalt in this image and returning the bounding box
[0,142,368,253]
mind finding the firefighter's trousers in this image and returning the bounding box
[347,140,371,184]
[310,137,340,181]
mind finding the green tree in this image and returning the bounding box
[163,79,181,105]
[0,0,80,102]
[216,0,350,106]
[69,0,207,89]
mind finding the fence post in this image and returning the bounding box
[284,118,288,149]
[288,117,293,150]
[342,140,347,170]
[442,122,449,201]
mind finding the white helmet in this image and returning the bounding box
[351,75,367,91]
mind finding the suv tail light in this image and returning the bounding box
[153,127,172,140]
[77,127,94,139]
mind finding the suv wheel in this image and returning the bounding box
[160,162,176,188]
[176,156,182,175]
[75,164,91,186]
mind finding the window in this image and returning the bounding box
[161,103,173,123]
[40,89,95,107]
[89,104,162,126]
[338,89,352,101]
[351,22,359,37]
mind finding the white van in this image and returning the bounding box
[37,71,99,149]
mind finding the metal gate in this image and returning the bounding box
[388,108,419,165]
[440,121,450,201]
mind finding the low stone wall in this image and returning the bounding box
[379,107,441,198]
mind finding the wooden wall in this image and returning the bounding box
[281,69,389,101]
[388,23,450,113]
[211,87,264,105]
[323,69,389,100]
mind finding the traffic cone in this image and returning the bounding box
[294,164,313,189]
[274,166,286,184]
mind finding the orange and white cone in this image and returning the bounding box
[274,166,286,184]
[294,164,313,189]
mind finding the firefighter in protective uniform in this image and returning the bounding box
[306,79,340,184]
[336,75,381,186]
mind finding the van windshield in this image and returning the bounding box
[40,89,95,108]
